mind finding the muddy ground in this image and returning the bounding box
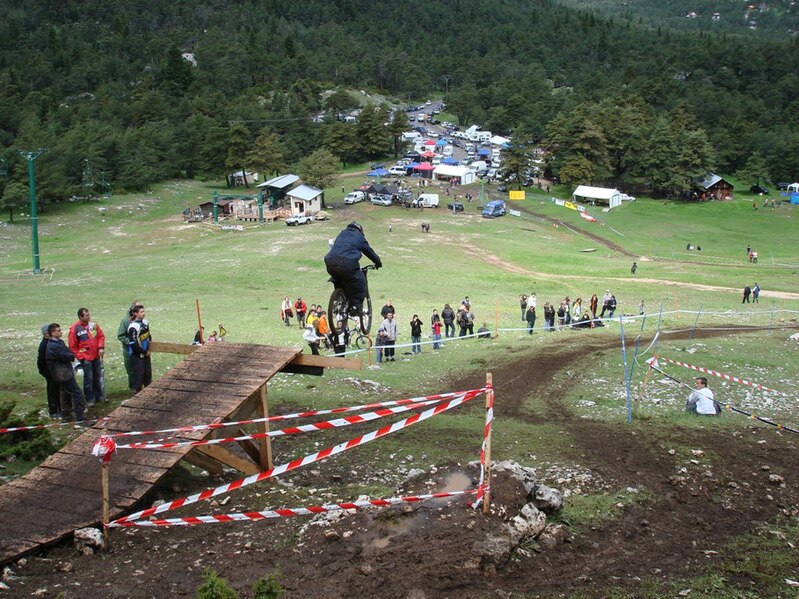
[5,331,799,598]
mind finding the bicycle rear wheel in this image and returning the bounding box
[328,288,348,336]
[359,294,373,335]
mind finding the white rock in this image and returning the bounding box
[74,527,104,550]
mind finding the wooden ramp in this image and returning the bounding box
[0,342,340,565]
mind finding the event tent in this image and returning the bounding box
[433,164,475,185]
[572,185,622,209]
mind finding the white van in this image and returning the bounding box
[412,193,440,208]
[402,131,422,142]
[344,191,365,204]
[442,145,453,156]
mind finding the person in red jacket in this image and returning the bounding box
[293,298,307,327]
[68,307,106,406]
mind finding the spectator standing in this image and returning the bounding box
[441,304,456,338]
[303,324,321,356]
[631,262,637,275]
[68,308,106,406]
[332,321,349,356]
[742,285,751,304]
[317,310,332,349]
[685,377,720,416]
[127,305,152,393]
[573,298,583,320]
[599,290,612,318]
[589,293,598,319]
[752,283,761,303]
[280,297,294,327]
[375,327,387,363]
[37,324,60,418]
[638,300,645,315]
[410,315,423,354]
[294,298,307,327]
[46,323,85,423]
[117,300,139,391]
[432,319,442,350]
[519,294,528,321]
[525,305,536,335]
[431,309,441,328]
[607,295,618,319]
[543,302,554,332]
[380,312,397,361]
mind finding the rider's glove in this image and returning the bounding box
[374,262,382,270]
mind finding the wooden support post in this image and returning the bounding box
[184,449,224,475]
[196,299,204,344]
[366,335,373,367]
[482,372,494,515]
[638,364,653,404]
[101,462,110,548]
[256,384,273,471]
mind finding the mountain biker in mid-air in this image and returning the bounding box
[324,222,382,315]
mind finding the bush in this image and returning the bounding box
[252,571,285,599]
[196,568,237,599]
[0,400,57,460]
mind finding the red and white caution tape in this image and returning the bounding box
[474,382,494,509]
[110,388,486,526]
[115,398,445,450]
[107,489,476,528]
[106,392,466,440]
[1,416,111,436]
[647,356,788,396]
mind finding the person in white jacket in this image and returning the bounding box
[685,377,720,416]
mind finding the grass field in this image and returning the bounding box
[1,174,796,414]
[1,173,798,595]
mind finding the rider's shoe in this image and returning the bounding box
[348,305,362,316]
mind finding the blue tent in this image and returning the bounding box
[435,138,448,146]
[407,161,421,169]
[442,157,459,165]
[477,148,490,156]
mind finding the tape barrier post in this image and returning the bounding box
[689,304,703,341]
[619,317,633,423]
[494,299,499,339]
[482,373,494,515]
[102,461,110,548]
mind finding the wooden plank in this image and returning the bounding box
[195,445,260,475]
[150,341,198,355]
[184,450,224,475]
[256,384,273,470]
[289,353,362,370]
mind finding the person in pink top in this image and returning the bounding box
[68,307,106,406]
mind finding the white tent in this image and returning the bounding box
[489,135,510,147]
[572,185,622,209]
[788,182,799,193]
[433,164,475,185]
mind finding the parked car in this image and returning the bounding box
[344,191,365,204]
[482,200,506,218]
[750,184,770,194]
[314,211,330,221]
[619,193,636,201]
[447,201,465,212]
[497,184,508,192]
[286,214,313,226]
[388,165,408,176]
[370,194,392,206]
[776,182,790,190]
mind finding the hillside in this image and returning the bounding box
[1,0,798,206]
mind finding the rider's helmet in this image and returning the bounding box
[349,221,363,233]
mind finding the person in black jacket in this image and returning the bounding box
[441,304,456,338]
[45,323,85,422]
[37,324,61,418]
[127,305,152,393]
[409,314,423,354]
[324,222,382,314]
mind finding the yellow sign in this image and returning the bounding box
[564,201,578,211]
[509,190,525,201]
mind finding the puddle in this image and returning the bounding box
[441,472,471,493]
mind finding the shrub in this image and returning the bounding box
[252,571,285,599]
[196,568,237,599]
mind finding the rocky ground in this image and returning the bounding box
[2,332,798,598]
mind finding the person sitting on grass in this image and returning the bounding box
[685,377,721,417]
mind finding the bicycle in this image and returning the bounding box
[328,264,376,337]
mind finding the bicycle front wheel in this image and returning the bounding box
[359,294,373,335]
[328,288,348,336]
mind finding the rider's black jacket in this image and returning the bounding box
[325,224,382,268]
